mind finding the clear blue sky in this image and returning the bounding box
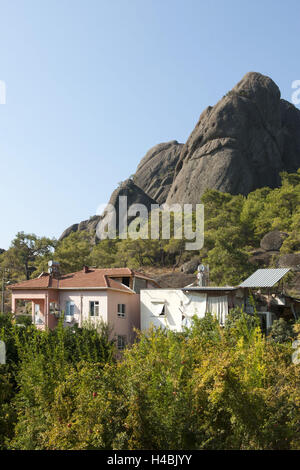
[0,0,299,249]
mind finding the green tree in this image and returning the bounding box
[1,232,56,280]
[89,239,118,268]
[54,232,91,273]
[206,239,253,286]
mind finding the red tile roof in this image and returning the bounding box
[57,269,133,290]
[9,267,156,292]
[9,274,52,290]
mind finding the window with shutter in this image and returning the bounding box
[117,304,126,318]
[117,335,126,350]
[90,301,100,317]
[66,301,75,316]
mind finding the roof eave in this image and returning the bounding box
[182,286,238,291]
[10,286,134,294]
[57,287,135,294]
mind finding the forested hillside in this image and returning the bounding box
[1,170,300,291]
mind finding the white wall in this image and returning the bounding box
[140,289,207,333]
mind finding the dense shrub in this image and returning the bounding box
[1,313,298,450]
[269,318,296,343]
[14,315,32,327]
[0,317,115,449]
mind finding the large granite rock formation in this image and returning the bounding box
[167,72,300,204]
[60,72,300,241]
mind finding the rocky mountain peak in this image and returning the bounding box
[60,72,300,241]
[167,71,300,204]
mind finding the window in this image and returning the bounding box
[90,301,100,317]
[160,305,166,316]
[117,335,126,350]
[152,303,166,317]
[117,304,126,318]
[34,303,44,325]
[122,277,130,287]
[66,301,75,316]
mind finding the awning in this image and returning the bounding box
[240,268,290,288]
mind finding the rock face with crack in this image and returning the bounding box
[134,140,183,204]
[167,72,300,204]
[104,178,158,233]
[59,216,101,242]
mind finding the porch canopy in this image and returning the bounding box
[9,273,59,329]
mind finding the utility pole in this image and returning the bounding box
[1,268,9,314]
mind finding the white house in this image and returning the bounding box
[141,286,241,332]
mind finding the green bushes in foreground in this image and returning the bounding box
[0,312,299,450]
[0,315,114,449]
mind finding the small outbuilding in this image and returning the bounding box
[141,268,300,334]
[140,285,244,332]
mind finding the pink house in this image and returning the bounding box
[9,266,159,349]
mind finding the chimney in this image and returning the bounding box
[83,265,89,274]
[197,264,209,287]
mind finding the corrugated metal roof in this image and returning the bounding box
[240,268,290,288]
[182,286,238,291]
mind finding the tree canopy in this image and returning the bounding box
[1,170,300,288]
